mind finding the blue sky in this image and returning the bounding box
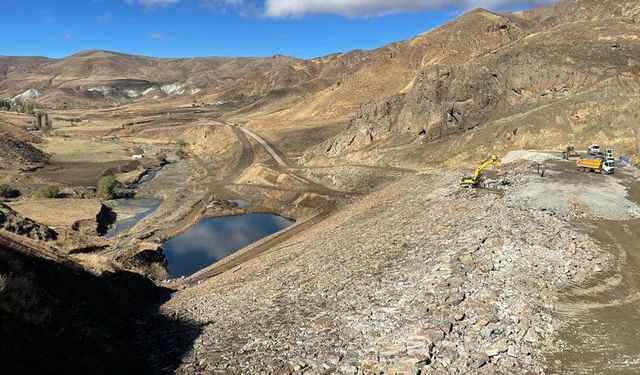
[0,0,555,59]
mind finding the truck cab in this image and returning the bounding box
[602,160,615,174]
[588,144,601,155]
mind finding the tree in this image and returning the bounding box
[97,176,117,199]
[21,101,35,115]
[33,185,60,199]
[0,99,11,111]
[35,112,43,130]
[132,145,144,155]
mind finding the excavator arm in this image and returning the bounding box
[460,154,501,186]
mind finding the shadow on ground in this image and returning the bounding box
[0,239,201,375]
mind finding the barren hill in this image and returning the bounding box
[305,0,640,165]
[2,1,639,164]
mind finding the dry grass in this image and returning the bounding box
[39,137,130,162]
[71,253,118,275]
[8,199,102,228]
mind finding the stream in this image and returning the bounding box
[103,197,162,238]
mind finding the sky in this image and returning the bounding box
[0,0,556,59]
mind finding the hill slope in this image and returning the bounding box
[1,0,639,162]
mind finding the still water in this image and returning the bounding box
[163,213,293,278]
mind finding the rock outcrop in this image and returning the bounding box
[0,203,57,241]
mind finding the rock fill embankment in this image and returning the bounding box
[162,169,608,374]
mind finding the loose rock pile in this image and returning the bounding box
[160,171,608,374]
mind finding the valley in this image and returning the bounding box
[1,0,640,374]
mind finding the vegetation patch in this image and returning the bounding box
[33,186,60,199]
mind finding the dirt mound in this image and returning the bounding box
[164,169,610,374]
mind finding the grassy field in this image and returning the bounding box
[8,199,103,229]
[40,137,130,163]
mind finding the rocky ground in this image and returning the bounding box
[0,203,58,241]
[158,162,614,374]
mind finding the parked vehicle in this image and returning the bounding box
[576,158,615,174]
[588,144,601,155]
[603,149,614,160]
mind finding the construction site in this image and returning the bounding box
[1,0,640,374]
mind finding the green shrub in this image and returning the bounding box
[176,138,187,148]
[33,185,60,199]
[0,184,10,198]
[156,150,167,163]
[97,176,117,199]
[175,146,188,160]
[132,145,144,155]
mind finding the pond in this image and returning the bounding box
[103,197,162,238]
[163,213,293,278]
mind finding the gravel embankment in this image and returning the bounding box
[159,170,609,374]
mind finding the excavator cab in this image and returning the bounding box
[460,154,501,187]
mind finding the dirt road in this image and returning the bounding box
[233,124,288,169]
[540,163,640,374]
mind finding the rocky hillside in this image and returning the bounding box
[308,0,640,163]
[0,204,57,241]
[0,231,189,375]
[0,50,372,108]
[161,165,614,374]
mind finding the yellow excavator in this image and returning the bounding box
[460,154,501,187]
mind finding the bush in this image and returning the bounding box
[156,150,167,163]
[97,176,117,199]
[175,146,188,160]
[132,145,144,155]
[33,185,60,199]
[0,184,10,198]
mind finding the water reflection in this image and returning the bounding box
[163,214,293,278]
